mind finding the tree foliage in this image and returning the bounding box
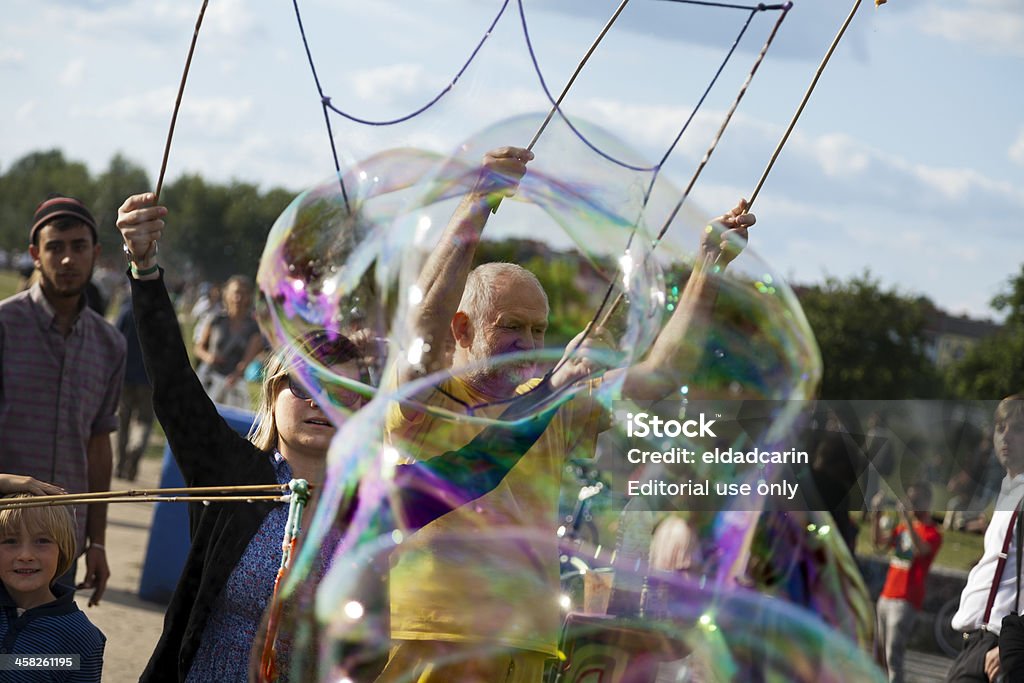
[0,150,293,282]
[796,272,944,399]
[946,264,1024,399]
[0,150,94,250]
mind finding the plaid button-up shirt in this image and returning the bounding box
[0,282,125,551]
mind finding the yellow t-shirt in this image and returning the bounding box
[386,376,605,655]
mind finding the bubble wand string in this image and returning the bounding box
[550,4,789,377]
[524,0,630,153]
[440,4,789,411]
[0,495,291,509]
[746,0,865,211]
[564,0,870,368]
[0,484,306,510]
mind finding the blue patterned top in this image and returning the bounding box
[186,452,292,683]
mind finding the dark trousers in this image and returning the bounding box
[947,630,1000,683]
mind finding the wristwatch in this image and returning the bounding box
[123,241,158,265]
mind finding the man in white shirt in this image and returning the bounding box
[947,394,1024,682]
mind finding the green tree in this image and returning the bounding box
[797,272,943,399]
[0,148,296,284]
[91,154,152,256]
[946,264,1024,398]
[0,150,94,252]
[159,176,293,281]
[992,265,1024,326]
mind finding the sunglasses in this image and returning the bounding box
[286,374,363,408]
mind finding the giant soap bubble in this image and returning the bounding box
[253,114,879,681]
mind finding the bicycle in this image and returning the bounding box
[556,458,613,615]
[558,457,607,548]
[932,596,963,658]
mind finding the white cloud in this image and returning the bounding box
[14,101,36,123]
[185,95,254,132]
[91,86,253,133]
[735,191,842,226]
[574,96,1024,219]
[580,99,694,151]
[41,1,192,36]
[810,133,871,178]
[0,47,25,67]
[1010,128,1024,166]
[204,0,258,40]
[907,164,1017,204]
[562,99,781,168]
[915,4,1024,57]
[350,64,428,104]
[59,58,86,86]
[91,86,177,121]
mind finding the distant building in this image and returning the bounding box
[923,309,1002,367]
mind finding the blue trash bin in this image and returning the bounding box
[137,404,256,604]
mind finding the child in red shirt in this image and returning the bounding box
[872,482,942,683]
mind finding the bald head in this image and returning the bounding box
[451,262,550,397]
[458,262,548,324]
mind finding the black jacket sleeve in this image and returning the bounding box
[130,271,264,487]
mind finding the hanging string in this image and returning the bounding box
[318,2,509,126]
[516,0,653,173]
[498,0,758,213]
[290,0,353,213]
[489,0,632,216]
[517,0,783,173]
[656,0,779,9]
[288,0,512,210]
[641,7,759,205]
[654,3,790,244]
[289,0,509,213]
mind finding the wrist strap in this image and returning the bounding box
[131,262,160,278]
[88,543,106,552]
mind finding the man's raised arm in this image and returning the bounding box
[398,146,533,384]
[616,199,755,400]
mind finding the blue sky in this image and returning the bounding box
[3,0,1022,318]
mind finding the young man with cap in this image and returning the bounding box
[0,195,125,606]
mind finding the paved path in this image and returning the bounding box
[905,649,953,682]
[87,456,166,682]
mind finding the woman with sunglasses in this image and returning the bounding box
[116,192,563,682]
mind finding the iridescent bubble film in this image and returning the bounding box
[253,116,879,681]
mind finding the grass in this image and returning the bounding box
[854,517,985,573]
[0,269,22,300]
[933,528,985,571]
